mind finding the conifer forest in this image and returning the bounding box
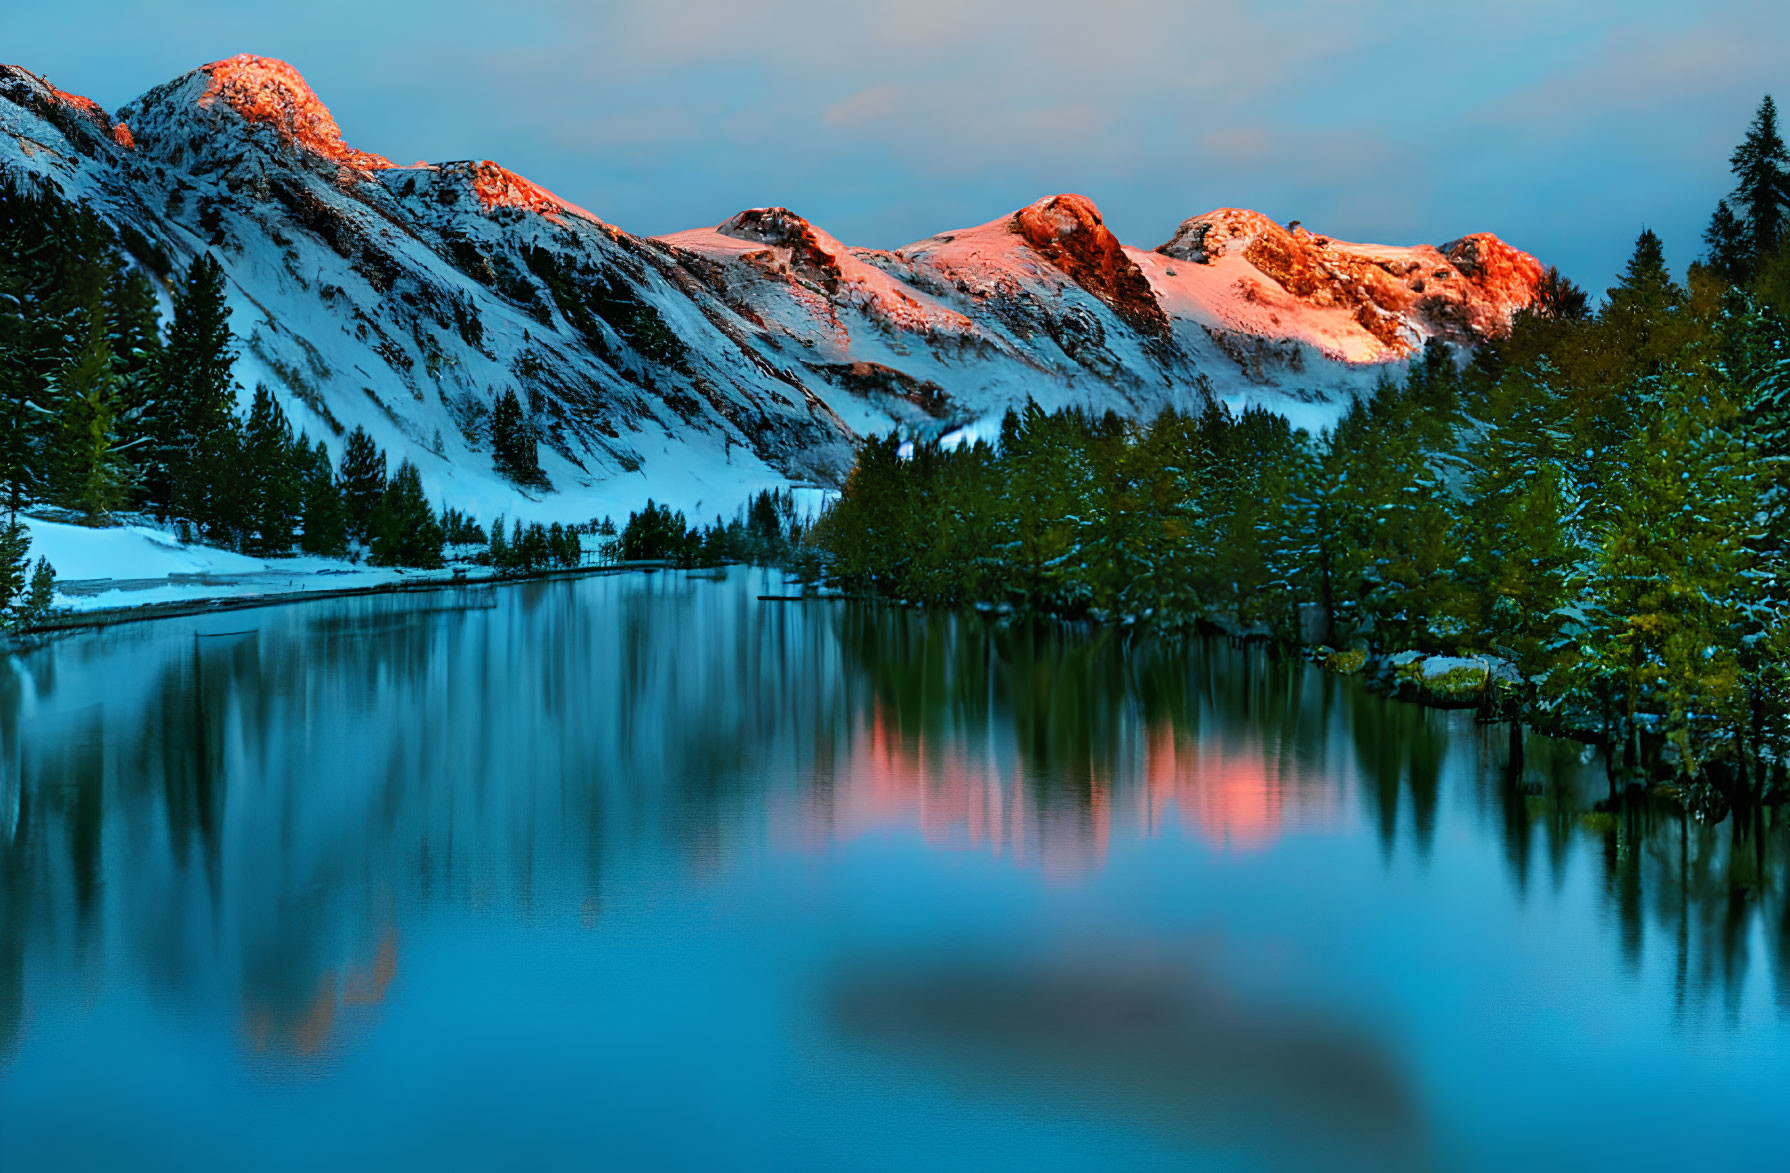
[812,99,1790,809]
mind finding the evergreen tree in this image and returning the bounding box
[106,267,162,381]
[0,176,114,513]
[1576,367,1754,788]
[1605,228,1683,317]
[298,437,348,556]
[1602,229,1689,377]
[47,297,132,518]
[21,555,55,628]
[0,518,30,621]
[337,425,387,542]
[1703,199,1752,284]
[158,253,236,521]
[1729,95,1790,266]
[1714,291,1790,790]
[0,183,33,514]
[369,460,444,568]
[488,513,509,570]
[1529,266,1591,321]
[620,499,692,562]
[194,419,247,546]
[490,386,542,484]
[105,266,164,500]
[0,518,56,632]
[242,385,300,554]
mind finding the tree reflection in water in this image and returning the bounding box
[0,570,1783,1092]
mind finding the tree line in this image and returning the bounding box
[0,173,459,569]
[616,491,806,567]
[813,97,1790,812]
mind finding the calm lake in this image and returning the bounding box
[1,568,1786,1171]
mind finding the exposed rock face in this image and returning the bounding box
[199,54,394,173]
[0,65,133,148]
[1156,208,1542,350]
[717,207,846,292]
[467,159,580,218]
[1010,194,1171,338]
[0,53,1548,517]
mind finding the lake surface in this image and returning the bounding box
[1,568,1786,1171]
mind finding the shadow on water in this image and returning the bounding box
[0,573,1785,1166]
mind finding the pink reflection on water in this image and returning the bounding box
[786,705,1112,876]
[1139,723,1344,852]
[785,702,1343,873]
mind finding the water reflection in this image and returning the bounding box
[0,571,1786,1168]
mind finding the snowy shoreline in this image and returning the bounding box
[14,513,667,636]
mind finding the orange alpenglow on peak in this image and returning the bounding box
[466,159,607,225]
[16,69,135,148]
[41,77,106,123]
[470,160,565,214]
[1011,193,1171,338]
[1154,208,1544,352]
[199,54,393,172]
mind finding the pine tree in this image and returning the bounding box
[1572,363,1754,786]
[1703,199,1752,284]
[0,187,39,516]
[490,386,541,484]
[488,513,509,570]
[620,499,692,563]
[1605,229,1683,317]
[337,425,387,542]
[242,385,300,554]
[298,437,348,556]
[0,518,56,632]
[1729,95,1790,266]
[1714,291,1790,791]
[1458,362,1580,684]
[193,418,246,546]
[1529,266,1591,321]
[369,459,444,568]
[105,266,164,501]
[106,267,162,381]
[0,518,30,621]
[21,556,55,628]
[1602,229,1688,375]
[159,253,236,521]
[47,298,132,518]
[0,176,115,514]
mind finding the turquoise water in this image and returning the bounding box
[1,568,1785,1171]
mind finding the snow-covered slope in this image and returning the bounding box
[0,56,1545,520]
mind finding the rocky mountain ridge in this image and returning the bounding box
[0,54,1545,519]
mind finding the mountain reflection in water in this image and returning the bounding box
[0,568,1785,1171]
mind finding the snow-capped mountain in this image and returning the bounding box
[0,55,1544,520]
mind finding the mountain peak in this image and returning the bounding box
[718,207,817,248]
[1153,208,1542,351]
[198,54,393,172]
[1010,193,1170,338]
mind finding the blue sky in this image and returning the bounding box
[9,1,1788,294]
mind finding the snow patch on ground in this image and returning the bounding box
[55,566,457,614]
[18,515,430,614]
[22,516,267,581]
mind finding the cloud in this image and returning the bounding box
[824,85,904,129]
